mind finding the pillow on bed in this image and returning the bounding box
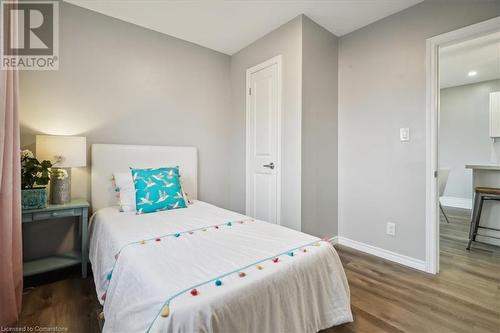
[113,172,136,212]
[131,167,187,214]
[179,178,193,205]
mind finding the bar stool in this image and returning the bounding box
[467,187,500,250]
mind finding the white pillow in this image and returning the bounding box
[113,169,193,212]
[113,172,136,212]
[179,178,193,205]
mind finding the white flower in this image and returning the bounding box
[59,169,68,179]
[52,168,68,180]
[21,149,34,159]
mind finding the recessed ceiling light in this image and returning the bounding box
[468,71,478,77]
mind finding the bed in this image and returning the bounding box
[89,144,352,333]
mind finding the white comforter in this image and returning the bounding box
[89,201,352,333]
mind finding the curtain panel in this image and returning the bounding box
[0,24,23,328]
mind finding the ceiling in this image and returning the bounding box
[64,0,422,55]
[440,32,500,89]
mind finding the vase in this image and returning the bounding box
[50,175,70,204]
[21,187,47,209]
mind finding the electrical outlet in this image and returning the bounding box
[386,222,396,236]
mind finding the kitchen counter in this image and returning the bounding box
[466,163,500,171]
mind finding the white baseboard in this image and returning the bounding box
[440,196,472,210]
[329,236,339,245]
[335,236,426,272]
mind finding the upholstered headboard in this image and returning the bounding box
[91,144,197,211]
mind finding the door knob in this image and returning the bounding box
[263,162,275,170]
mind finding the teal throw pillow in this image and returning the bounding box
[131,167,187,214]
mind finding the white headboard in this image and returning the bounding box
[91,144,197,211]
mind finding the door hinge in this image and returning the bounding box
[434,170,438,178]
[248,88,251,95]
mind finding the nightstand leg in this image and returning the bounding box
[81,208,88,278]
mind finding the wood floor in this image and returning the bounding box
[17,210,500,333]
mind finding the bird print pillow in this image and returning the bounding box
[131,167,187,214]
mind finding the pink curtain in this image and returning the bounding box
[0,65,22,324]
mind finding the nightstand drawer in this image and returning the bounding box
[33,208,82,220]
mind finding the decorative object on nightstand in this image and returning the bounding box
[36,135,87,204]
[50,168,70,204]
[22,199,90,278]
[20,149,52,209]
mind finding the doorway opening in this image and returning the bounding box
[426,17,500,274]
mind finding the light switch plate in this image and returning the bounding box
[400,128,410,142]
[386,222,396,236]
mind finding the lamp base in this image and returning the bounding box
[50,168,71,204]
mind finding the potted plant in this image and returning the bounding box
[21,149,52,209]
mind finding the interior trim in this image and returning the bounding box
[336,236,426,272]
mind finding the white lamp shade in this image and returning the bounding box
[36,135,87,167]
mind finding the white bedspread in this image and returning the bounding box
[89,201,352,333]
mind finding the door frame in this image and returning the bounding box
[245,55,283,224]
[425,17,500,274]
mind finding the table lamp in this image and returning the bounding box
[36,135,86,204]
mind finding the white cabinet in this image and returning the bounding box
[490,91,500,138]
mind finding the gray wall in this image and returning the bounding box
[440,80,500,200]
[20,2,232,210]
[20,0,500,261]
[20,6,339,240]
[229,16,303,231]
[301,17,339,237]
[338,0,499,260]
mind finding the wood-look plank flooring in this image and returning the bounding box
[16,210,500,333]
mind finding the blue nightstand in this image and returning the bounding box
[22,198,90,278]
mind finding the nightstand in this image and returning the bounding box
[22,198,90,278]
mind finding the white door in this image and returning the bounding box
[246,56,281,224]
